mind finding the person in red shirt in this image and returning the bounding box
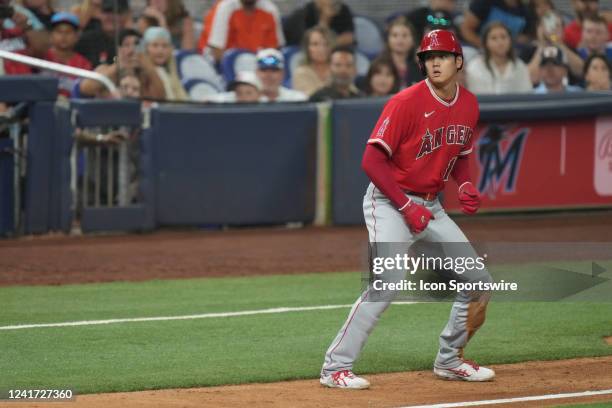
[42,12,92,97]
[564,0,612,50]
[319,30,495,390]
[197,0,284,63]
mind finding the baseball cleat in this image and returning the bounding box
[320,370,370,389]
[433,360,495,382]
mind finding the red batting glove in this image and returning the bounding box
[458,182,481,215]
[400,200,434,234]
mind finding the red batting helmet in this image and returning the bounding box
[416,29,463,75]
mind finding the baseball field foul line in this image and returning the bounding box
[0,302,418,331]
[399,388,612,408]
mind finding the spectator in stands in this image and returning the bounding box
[78,29,165,99]
[208,70,262,103]
[460,0,532,48]
[378,17,421,89]
[70,0,103,32]
[137,0,195,50]
[42,12,92,98]
[362,57,400,97]
[534,46,583,93]
[523,9,584,86]
[255,48,306,102]
[292,26,333,97]
[583,53,611,90]
[309,45,362,101]
[466,22,532,94]
[577,15,612,61]
[21,0,54,30]
[405,0,458,43]
[75,0,133,67]
[564,0,612,50]
[197,0,284,63]
[118,69,141,98]
[1,2,48,74]
[283,0,354,46]
[142,26,188,101]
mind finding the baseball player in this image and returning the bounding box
[320,30,494,389]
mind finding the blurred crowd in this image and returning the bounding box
[1,0,611,104]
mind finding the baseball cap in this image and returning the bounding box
[102,0,130,13]
[50,12,80,29]
[229,71,262,91]
[256,48,284,70]
[540,46,567,67]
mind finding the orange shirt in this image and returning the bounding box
[198,0,284,52]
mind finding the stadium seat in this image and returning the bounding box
[183,78,224,102]
[175,50,224,89]
[281,45,304,87]
[353,15,384,60]
[220,49,257,83]
[355,50,371,77]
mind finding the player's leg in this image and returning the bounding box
[320,183,413,388]
[424,200,495,381]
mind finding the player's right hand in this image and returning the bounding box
[400,201,434,234]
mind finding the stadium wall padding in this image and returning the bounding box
[150,104,318,225]
[330,93,612,225]
[331,98,386,225]
[12,85,612,235]
[0,138,14,236]
[24,102,57,234]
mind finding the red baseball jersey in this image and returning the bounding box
[367,78,479,193]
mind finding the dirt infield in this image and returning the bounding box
[12,356,612,408]
[1,211,612,286]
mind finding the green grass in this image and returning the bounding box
[554,402,612,408]
[0,262,611,395]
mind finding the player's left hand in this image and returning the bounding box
[458,182,480,215]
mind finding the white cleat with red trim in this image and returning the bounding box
[434,360,495,382]
[320,370,370,389]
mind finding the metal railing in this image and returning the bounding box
[74,129,140,211]
[0,49,118,95]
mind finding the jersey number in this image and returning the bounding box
[443,157,458,181]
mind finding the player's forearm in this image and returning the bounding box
[451,155,471,188]
[362,145,410,209]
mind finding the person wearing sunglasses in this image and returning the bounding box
[405,0,458,44]
[255,48,307,102]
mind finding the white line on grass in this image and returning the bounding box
[0,301,418,331]
[399,388,612,408]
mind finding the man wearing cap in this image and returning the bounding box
[42,12,92,97]
[534,46,583,93]
[255,48,306,102]
[75,0,132,67]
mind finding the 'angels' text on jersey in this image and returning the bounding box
[416,125,474,159]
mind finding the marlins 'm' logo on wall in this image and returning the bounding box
[477,124,529,197]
